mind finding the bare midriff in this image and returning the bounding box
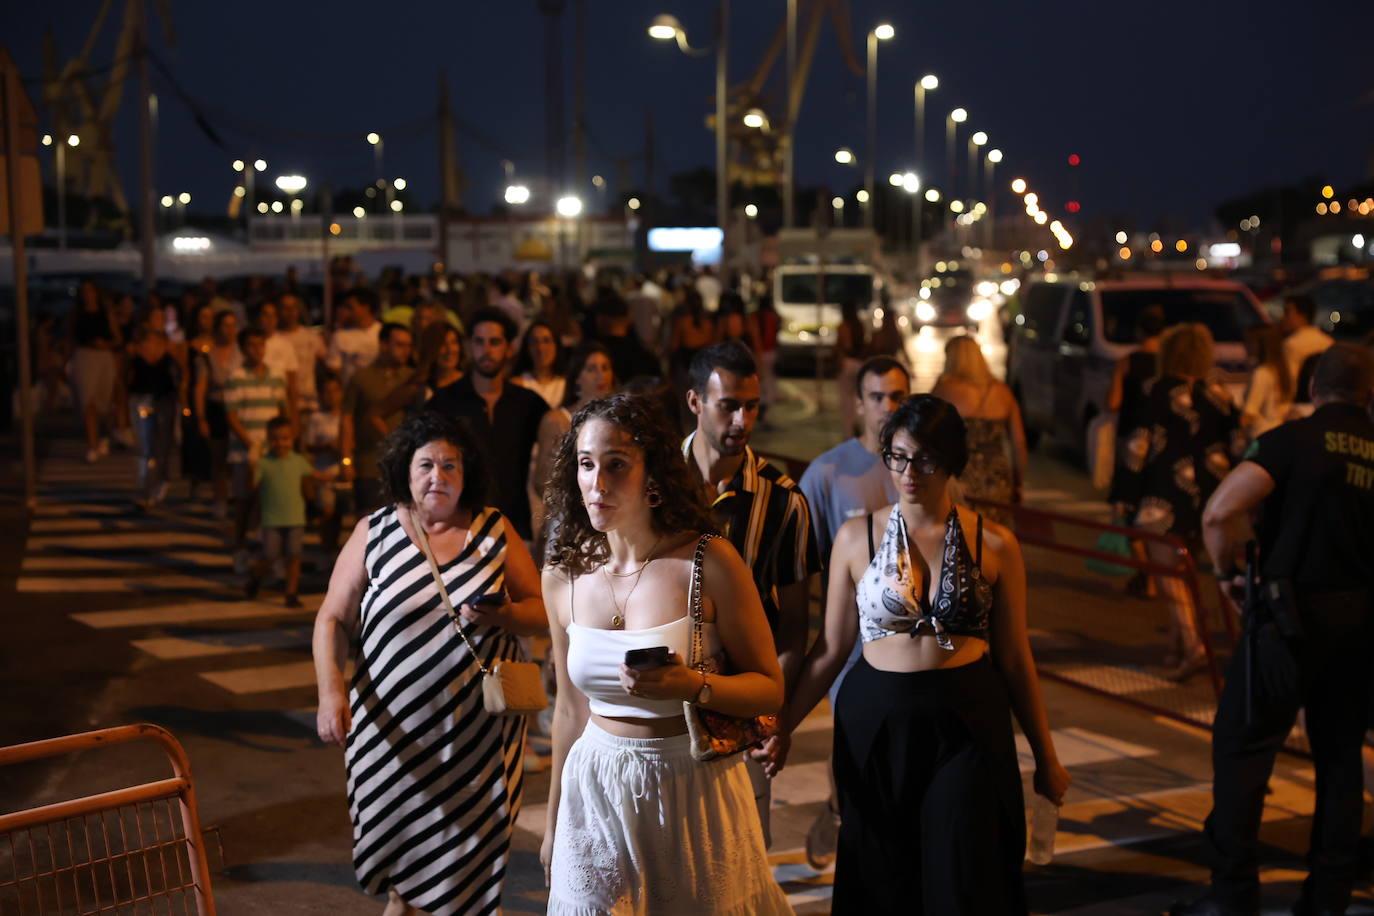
[592,713,689,739]
[863,632,989,672]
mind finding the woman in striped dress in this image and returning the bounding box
[313,409,547,915]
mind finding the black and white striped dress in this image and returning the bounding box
[345,504,526,915]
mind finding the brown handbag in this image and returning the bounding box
[682,534,780,761]
[410,509,548,716]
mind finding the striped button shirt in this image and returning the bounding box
[224,366,287,463]
[683,432,821,635]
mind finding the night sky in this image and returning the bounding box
[4,0,1370,234]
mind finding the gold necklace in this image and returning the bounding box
[602,537,662,628]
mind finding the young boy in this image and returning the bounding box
[248,416,315,606]
[224,328,290,570]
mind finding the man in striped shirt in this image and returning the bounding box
[684,340,821,846]
[225,327,289,570]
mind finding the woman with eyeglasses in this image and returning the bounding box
[772,394,1069,914]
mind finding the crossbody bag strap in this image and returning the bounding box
[688,533,715,670]
[408,507,491,677]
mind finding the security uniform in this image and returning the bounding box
[1203,401,1374,913]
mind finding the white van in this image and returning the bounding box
[773,263,882,368]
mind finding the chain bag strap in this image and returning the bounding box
[408,508,548,716]
[682,533,780,761]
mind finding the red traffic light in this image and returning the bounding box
[1066,200,1081,213]
[1067,153,1081,167]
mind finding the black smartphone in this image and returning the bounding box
[471,592,507,608]
[624,646,671,670]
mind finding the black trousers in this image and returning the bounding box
[831,655,1026,915]
[1204,590,1373,913]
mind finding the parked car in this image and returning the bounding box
[1007,276,1268,453]
[774,262,884,370]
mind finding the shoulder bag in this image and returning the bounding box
[410,508,548,716]
[682,533,780,761]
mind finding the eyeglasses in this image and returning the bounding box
[881,451,943,475]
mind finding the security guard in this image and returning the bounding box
[1170,343,1374,916]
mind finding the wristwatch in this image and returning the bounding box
[693,672,712,706]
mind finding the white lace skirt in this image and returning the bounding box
[548,720,793,916]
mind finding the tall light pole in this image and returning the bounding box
[913,75,937,274]
[945,108,966,246]
[276,174,308,230]
[967,130,987,211]
[43,133,80,250]
[783,0,796,228]
[864,23,894,232]
[985,148,1002,248]
[366,133,386,214]
[649,8,730,268]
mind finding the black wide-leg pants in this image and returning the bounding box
[831,654,1027,915]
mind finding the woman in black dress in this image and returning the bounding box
[1117,322,1241,679]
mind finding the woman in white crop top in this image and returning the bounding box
[539,393,792,915]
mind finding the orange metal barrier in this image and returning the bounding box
[0,724,216,915]
[969,497,1226,705]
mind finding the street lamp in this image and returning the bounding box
[967,131,987,207]
[924,187,941,203]
[742,107,768,129]
[946,108,966,217]
[744,203,758,219]
[505,184,531,205]
[46,133,81,249]
[650,6,729,265]
[234,158,264,234]
[275,174,308,227]
[864,23,894,230]
[984,148,1002,248]
[913,74,938,274]
[834,147,856,165]
[175,191,191,226]
[1010,177,1027,194]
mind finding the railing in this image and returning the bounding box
[0,724,217,915]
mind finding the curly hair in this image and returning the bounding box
[377,408,488,512]
[544,393,716,576]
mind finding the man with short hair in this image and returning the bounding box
[276,293,326,415]
[429,307,548,539]
[224,327,289,568]
[1280,294,1333,385]
[341,323,413,514]
[594,292,662,384]
[1171,344,1374,915]
[256,300,300,425]
[792,354,910,867]
[683,340,821,846]
[327,287,382,387]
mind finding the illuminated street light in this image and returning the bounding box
[920,74,939,90]
[971,131,988,146]
[1119,246,1132,259]
[1024,192,1038,206]
[889,172,904,187]
[41,134,52,146]
[834,147,856,165]
[160,195,174,208]
[856,189,871,204]
[1321,185,1334,199]
[1033,211,1048,225]
[1115,230,1128,244]
[352,206,366,218]
[1175,239,1188,253]
[1011,178,1027,194]
[275,174,308,194]
[257,202,269,214]
[233,186,245,198]
[67,134,80,148]
[366,132,381,146]
[556,195,584,218]
[390,199,403,213]
[271,201,283,213]
[832,196,845,209]
[232,159,245,171]
[178,192,191,205]
[950,108,967,123]
[648,13,683,40]
[254,159,267,172]
[987,148,1003,164]
[742,108,767,129]
[393,177,408,191]
[1354,233,1366,249]
[873,23,895,41]
[1150,239,1164,253]
[744,203,759,218]
[505,184,531,205]
[627,197,642,210]
[902,172,920,194]
[950,200,965,213]
[924,188,940,203]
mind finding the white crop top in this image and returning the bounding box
[565,614,723,719]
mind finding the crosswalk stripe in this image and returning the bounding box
[72,600,319,629]
[19,574,234,593]
[200,661,318,693]
[132,626,313,660]
[27,531,226,549]
[22,551,232,571]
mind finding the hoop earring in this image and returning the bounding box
[646,485,663,508]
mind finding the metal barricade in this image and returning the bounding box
[969,497,1229,720]
[0,724,217,915]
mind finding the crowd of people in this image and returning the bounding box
[39,264,1374,914]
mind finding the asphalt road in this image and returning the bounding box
[1,325,1371,914]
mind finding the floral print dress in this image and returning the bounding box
[1117,374,1242,536]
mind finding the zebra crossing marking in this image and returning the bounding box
[132,625,313,660]
[72,600,319,629]
[200,661,318,694]
[21,551,231,571]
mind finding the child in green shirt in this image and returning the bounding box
[249,416,317,606]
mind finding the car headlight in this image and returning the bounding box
[915,301,936,322]
[967,298,993,322]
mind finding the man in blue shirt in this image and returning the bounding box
[795,354,910,869]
